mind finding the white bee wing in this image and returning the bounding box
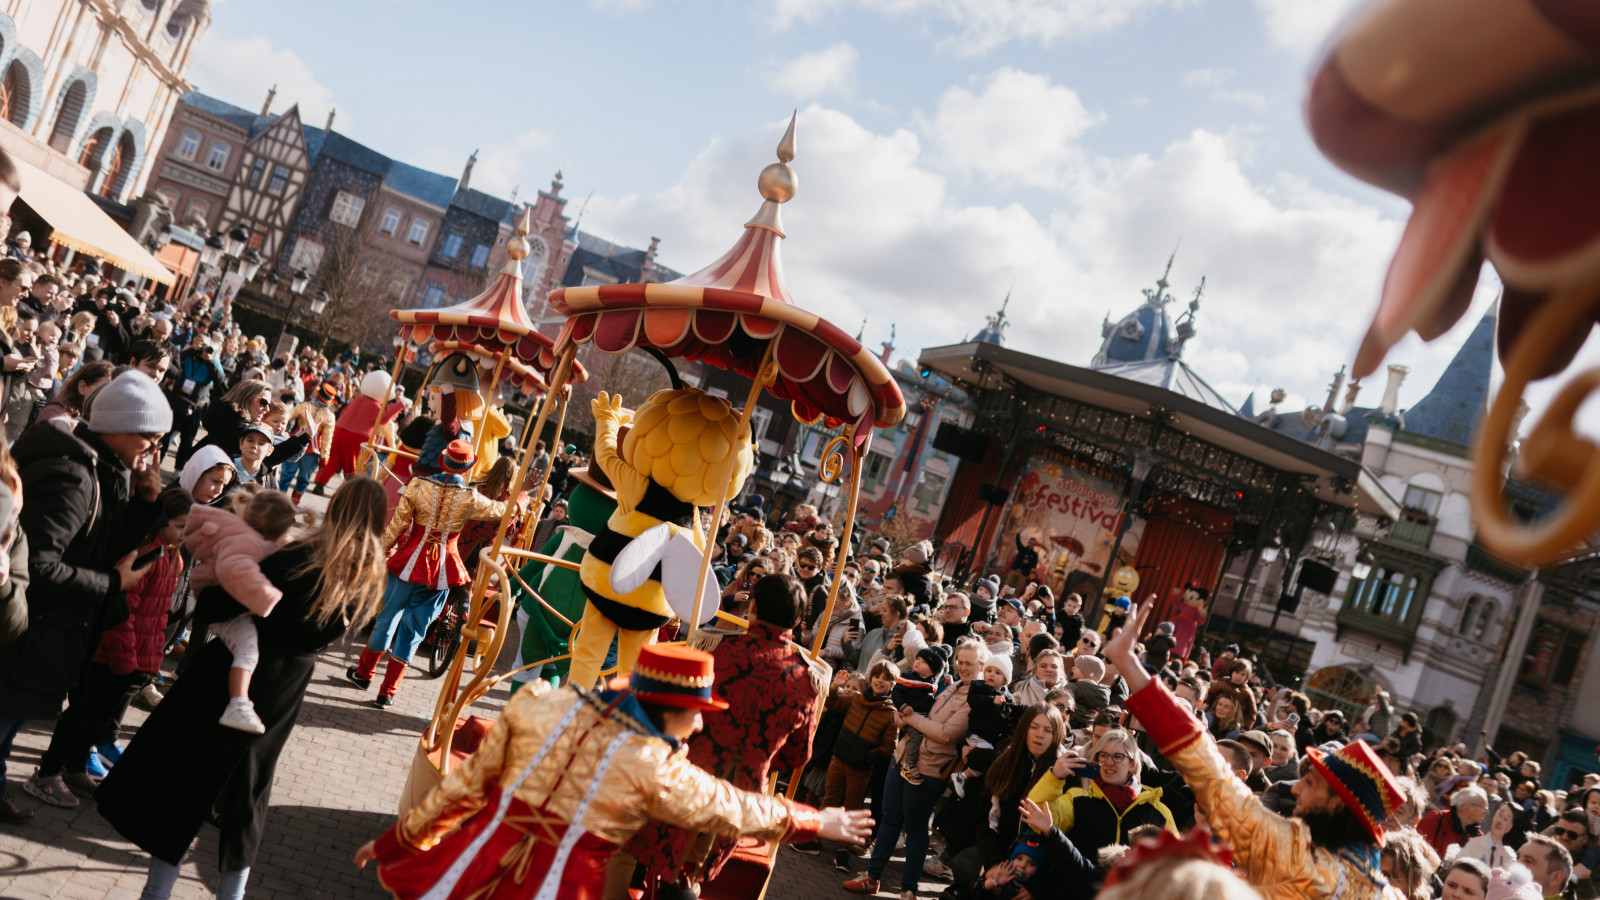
[609,523,674,595]
[660,533,721,624]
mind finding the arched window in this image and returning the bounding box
[183,197,209,225]
[80,125,114,170]
[99,131,137,200]
[48,80,87,152]
[1472,599,1496,642]
[1423,706,1458,751]
[1457,594,1497,641]
[0,60,30,127]
[154,187,179,211]
[176,130,200,160]
[524,235,547,288]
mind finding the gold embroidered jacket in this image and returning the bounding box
[393,685,813,853]
[1125,681,1404,900]
[382,473,505,590]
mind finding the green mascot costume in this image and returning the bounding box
[509,468,616,689]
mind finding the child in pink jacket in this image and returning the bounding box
[183,486,300,733]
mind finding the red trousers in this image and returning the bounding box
[315,428,365,485]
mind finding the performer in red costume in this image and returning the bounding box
[626,573,824,895]
[355,644,873,900]
[313,370,406,494]
[1102,597,1406,900]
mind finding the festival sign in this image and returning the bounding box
[996,453,1142,597]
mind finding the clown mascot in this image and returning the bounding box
[314,369,406,494]
[348,439,506,707]
[565,388,754,690]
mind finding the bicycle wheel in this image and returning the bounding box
[424,617,461,679]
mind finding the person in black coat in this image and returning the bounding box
[0,372,169,814]
[97,477,389,900]
[188,379,307,472]
[164,335,226,466]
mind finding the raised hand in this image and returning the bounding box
[1020,797,1054,833]
[1103,594,1156,694]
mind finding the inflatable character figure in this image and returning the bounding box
[1097,565,1139,635]
[566,388,754,689]
[469,406,511,481]
[1171,585,1208,661]
[414,353,483,478]
[314,369,406,493]
[509,468,617,689]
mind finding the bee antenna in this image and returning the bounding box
[644,348,682,390]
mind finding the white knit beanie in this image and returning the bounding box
[87,371,174,434]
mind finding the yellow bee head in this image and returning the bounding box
[622,388,754,507]
[1107,565,1140,598]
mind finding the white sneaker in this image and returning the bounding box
[137,683,164,708]
[921,858,953,881]
[219,698,265,734]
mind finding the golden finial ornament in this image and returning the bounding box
[507,209,532,261]
[748,111,798,235]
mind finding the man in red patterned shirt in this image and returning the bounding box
[624,573,825,895]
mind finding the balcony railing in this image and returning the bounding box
[1388,515,1435,548]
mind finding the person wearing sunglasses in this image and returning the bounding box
[1026,726,1177,867]
[1547,807,1600,892]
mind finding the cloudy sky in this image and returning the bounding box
[189,0,1513,417]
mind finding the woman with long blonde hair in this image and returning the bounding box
[97,477,389,900]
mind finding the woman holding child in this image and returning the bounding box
[844,638,981,900]
[97,477,390,900]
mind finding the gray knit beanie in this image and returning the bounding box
[87,371,174,434]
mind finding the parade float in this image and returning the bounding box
[387,114,906,897]
[1307,0,1600,567]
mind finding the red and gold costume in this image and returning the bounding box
[317,389,406,487]
[382,470,506,591]
[626,620,824,887]
[1125,681,1405,900]
[371,650,822,900]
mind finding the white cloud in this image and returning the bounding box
[587,0,654,12]
[764,0,1198,55]
[1181,68,1234,90]
[414,128,551,198]
[189,36,344,133]
[764,44,859,100]
[1181,68,1269,110]
[924,68,1102,189]
[572,105,1420,415]
[1252,0,1364,57]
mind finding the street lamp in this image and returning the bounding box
[238,248,263,282]
[1259,532,1284,564]
[224,225,247,259]
[201,234,224,270]
[1351,547,1375,581]
[273,270,318,353]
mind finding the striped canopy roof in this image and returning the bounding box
[547,115,905,441]
[393,215,585,390]
[426,339,586,396]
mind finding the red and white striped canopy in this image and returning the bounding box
[548,116,904,441]
[393,219,585,390]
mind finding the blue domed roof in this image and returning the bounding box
[1094,303,1175,367]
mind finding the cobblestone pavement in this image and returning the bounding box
[0,634,944,900]
[0,478,943,900]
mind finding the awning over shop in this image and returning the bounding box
[13,158,174,285]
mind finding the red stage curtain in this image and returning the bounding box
[1132,497,1233,636]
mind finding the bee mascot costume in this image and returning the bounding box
[566,388,754,690]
